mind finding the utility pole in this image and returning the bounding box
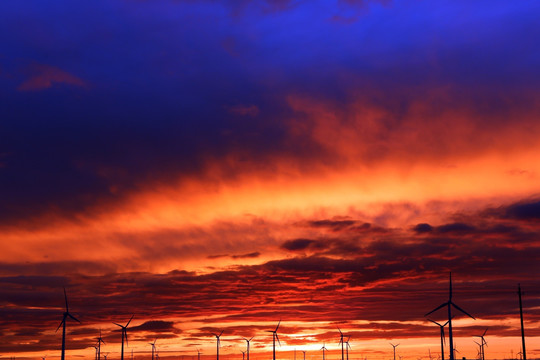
[518,284,527,360]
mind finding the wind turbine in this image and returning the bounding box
[345,337,351,360]
[150,339,157,360]
[452,342,459,360]
[474,341,482,360]
[93,345,99,360]
[425,273,475,360]
[197,348,202,360]
[320,344,328,360]
[338,328,346,360]
[473,329,487,360]
[96,329,105,360]
[302,350,307,360]
[243,336,254,360]
[113,315,134,360]
[427,319,449,360]
[212,330,224,360]
[241,351,246,360]
[267,321,281,360]
[390,343,399,360]
[56,288,81,360]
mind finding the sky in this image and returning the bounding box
[1,0,540,359]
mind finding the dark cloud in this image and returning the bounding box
[281,238,316,251]
[435,222,477,234]
[413,223,433,233]
[129,320,182,334]
[504,199,540,220]
[231,252,261,259]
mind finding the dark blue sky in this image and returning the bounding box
[2,0,539,222]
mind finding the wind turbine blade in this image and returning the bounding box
[249,336,254,341]
[427,319,442,327]
[126,315,134,327]
[113,322,123,328]
[449,272,452,300]
[219,330,224,337]
[425,302,448,317]
[125,331,129,347]
[275,320,281,332]
[68,313,81,323]
[56,318,65,332]
[442,328,446,345]
[451,302,476,320]
[337,327,342,335]
[64,288,69,312]
[276,333,281,347]
[482,328,488,337]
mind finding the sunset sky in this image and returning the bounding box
[1,1,540,359]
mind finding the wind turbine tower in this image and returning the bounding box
[113,315,134,360]
[243,337,254,360]
[427,319,449,360]
[473,329,487,360]
[390,343,399,360]
[56,288,81,360]
[267,321,282,360]
[338,328,346,360]
[425,273,475,360]
[150,339,157,360]
[96,330,105,360]
[212,330,224,360]
[345,337,351,360]
[320,343,328,360]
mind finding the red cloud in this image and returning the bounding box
[17,63,85,91]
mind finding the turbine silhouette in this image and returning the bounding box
[518,284,527,360]
[212,330,224,360]
[390,343,399,360]
[149,339,158,360]
[338,328,346,360]
[320,344,328,360]
[243,336,254,360]
[56,288,80,360]
[302,350,307,360]
[113,315,134,360]
[425,273,475,360]
[473,328,488,360]
[345,337,351,360]
[266,321,281,360]
[96,329,105,360]
[427,319,449,360]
